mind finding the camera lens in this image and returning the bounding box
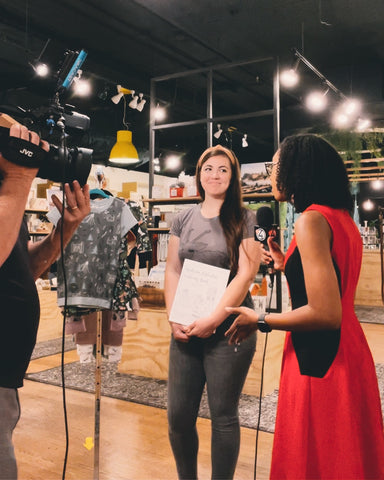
[37,145,92,186]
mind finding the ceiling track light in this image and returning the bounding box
[30,61,50,77]
[305,88,329,113]
[111,85,133,104]
[293,48,345,99]
[154,104,166,122]
[280,58,300,88]
[136,93,146,112]
[129,93,139,109]
[290,48,370,128]
[29,38,51,77]
[242,134,248,148]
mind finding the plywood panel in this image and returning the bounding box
[119,307,284,396]
[37,290,63,342]
[355,251,383,306]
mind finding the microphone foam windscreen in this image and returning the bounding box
[256,206,274,229]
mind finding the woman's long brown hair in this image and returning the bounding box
[195,145,246,276]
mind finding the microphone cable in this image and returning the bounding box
[56,120,70,480]
[253,272,275,480]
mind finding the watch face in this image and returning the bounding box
[258,319,272,333]
[255,227,267,242]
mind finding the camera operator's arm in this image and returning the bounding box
[0,124,49,268]
[27,181,90,280]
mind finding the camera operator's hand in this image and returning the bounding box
[0,123,49,182]
[51,180,91,231]
[28,180,91,279]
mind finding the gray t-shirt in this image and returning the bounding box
[170,204,256,307]
[57,197,137,309]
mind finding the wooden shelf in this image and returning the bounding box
[25,209,49,215]
[143,196,201,204]
[148,227,170,233]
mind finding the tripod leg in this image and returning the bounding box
[93,310,102,480]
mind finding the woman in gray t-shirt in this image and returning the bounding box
[165,145,261,479]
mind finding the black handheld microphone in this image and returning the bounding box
[255,206,277,270]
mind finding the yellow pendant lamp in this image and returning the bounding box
[109,130,139,165]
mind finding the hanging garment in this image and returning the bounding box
[57,196,137,310]
[126,200,152,253]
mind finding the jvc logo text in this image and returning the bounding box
[19,148,33,157]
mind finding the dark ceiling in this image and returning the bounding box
[0,0,384,176]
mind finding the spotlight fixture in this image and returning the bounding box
[362,199,375,211]
[305,89,329,113]
[154,104,166,122]
[372,179,384,190]
[29,38,51,78]
[242,134,248,148]
[213,124,223,139]
[31,61,49,77]
[165,154,182,171]
[73,76,92,97]
[109,130,139,166]
[280,59,300,88]
[129,93,139,109]
[111,85,133,104]
[332,111,350,129]
[136,93,146,112]
[342,99,361,116]
[356,118,371,132]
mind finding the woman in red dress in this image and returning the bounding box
[226,134,384,479]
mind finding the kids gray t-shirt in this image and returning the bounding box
[170,204,256,307]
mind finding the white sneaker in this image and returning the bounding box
[77,344,94,363]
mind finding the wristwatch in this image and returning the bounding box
[257,313,272,333]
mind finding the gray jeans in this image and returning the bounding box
[0,387,20,480]
[167,318,256,480]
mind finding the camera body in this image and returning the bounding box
[0,103,92,186]
[0,49,92,186]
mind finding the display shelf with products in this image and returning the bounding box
[144,192,278,233]
[24,209,52,237]
[143,192,282,312]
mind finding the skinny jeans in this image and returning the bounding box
[0,387,20,480]
[167,317,256,480]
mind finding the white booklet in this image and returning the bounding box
[169,259,230,326]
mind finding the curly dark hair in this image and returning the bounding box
[276,134,354,213]
[195,145,246,275]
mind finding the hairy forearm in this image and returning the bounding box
[0,175,35,268]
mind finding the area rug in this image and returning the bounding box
[355,305,383,324]
[25,362,384,434]
[31,336,76,360]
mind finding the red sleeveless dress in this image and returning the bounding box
[270,204,384,479]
